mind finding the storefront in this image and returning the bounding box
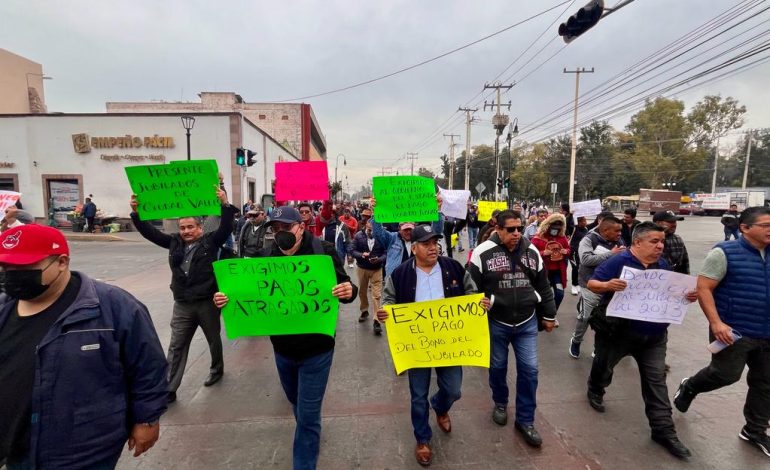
[0,112,297,227]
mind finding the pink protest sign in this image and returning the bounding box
[275,161,330,201]
[0,191,21,212]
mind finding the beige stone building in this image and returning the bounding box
[107,92,327,161]
[0,48,49,114]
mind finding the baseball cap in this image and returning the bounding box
[412,224,443,243]
[652,210,678,223]
[0,225,69,265]
[268,206,301,224]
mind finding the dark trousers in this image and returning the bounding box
[86,216,95,232]
[408,366,463,443]
[7,451,121,470]
[570,258,579,286]
[724,228,740,240]
[167,299,224,392]
[688,336,770,434]
[588,330,676,437]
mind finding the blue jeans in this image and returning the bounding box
[274,349,334,470]
[488,316,539,425]
[724,228,740,240]
[469,227,479,248]
[548,269,565,310]
[408,366,463,443]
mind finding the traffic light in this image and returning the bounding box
[246,149,257,167]
[558,0,604,43]
[235,147,245,166]
[496,177,503,189]
[503,177,510,189]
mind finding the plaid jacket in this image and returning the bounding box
[663,233,690,275]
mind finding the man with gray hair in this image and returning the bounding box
[130,187,236,403]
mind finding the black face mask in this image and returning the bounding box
[275,230,297,251]
[0,259,60,300]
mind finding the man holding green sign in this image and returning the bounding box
[213,206,357,470]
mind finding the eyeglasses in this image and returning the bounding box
[749,223,770,229]
[503,226,524,233]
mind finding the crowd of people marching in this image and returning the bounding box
[0,186,768,470]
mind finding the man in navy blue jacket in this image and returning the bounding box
[0,224,167,469]
[674,206,770,458]
[350,220,386,334]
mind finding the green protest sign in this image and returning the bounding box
[372,176,438,223]
[125,159,220,220]
[213,255,340,338]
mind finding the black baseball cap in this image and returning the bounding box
[652,210,679,222]
[412,224,443,243]
[268,206,301,224]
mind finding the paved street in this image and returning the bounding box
[65,216,766,469]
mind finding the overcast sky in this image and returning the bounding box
[3,0,769,191]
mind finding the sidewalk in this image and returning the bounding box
[62,229,147,242]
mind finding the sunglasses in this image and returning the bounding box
[503,226,524,233]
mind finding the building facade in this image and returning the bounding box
[106,92,327,162]
[0,112,296,226]
[0,48,49,114]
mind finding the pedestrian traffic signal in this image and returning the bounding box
[246,149,257,167]
[558,0,604,43]
[235,148,246,166]
[496,177,503,189]
[503,177,510,189]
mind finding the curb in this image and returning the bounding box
[63,233,139,242]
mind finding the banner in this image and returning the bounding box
[438,187,471,220]
[274,161,330,201]
[373,176,437,223]
[571,199,602,223]
[213,255,340,338]
[606,267,696,324]
[125,159,220,220]
[383,294,489,374]
[477,201,507,222]
[0,191,21,213]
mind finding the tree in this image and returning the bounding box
[687,95,746,146]
[577,121,614,200]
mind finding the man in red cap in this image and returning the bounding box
[0,225,168,469]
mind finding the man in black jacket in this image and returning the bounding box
[214,206,357,470]
[130,187,234,403]
[467,210,557,448]
[350,221,385,334]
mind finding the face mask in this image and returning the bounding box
[549,228,560,237]
[0,259,60,300]
[275,230,297,251]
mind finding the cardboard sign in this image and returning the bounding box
[373,176,438,223]
[0,191,21,213]
[438,188,471,220]
[571,199,602,223]
[383,294,489,374]
[274,161,330,201]
[606,267,696,325]
[477,201,508,222]
[213,255,340,338]
[125,159,220,220]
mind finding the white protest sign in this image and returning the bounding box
[606,267,696,324]
[572,199,602,223]
[0,191,21,213]
[438,188,471,220]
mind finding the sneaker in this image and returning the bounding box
[514,421,543,447]
[739,427,770,458]
[373,320,383,336]
[358,311,369,323]
[591,350,596,358]
[569,338,581,359]
[651,434,691,460]
[571,285,579,295]
[492,405,507,426]
[348,263,354,268]
[587,390,605,413]
[673,377,696,413]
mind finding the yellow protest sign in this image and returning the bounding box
[477,201,508,222]
[383,294,489,374]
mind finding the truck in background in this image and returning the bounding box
[638,189,682,215]
[693,191,766,216]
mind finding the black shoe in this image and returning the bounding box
[167,391,177,403]
[358,311,369,323]
[204,372,223,387]
[739,427,770,458]
[652,435,691,459]
[492,405,507,426]
[673,377,696,413]
[587,390,605,413]
[514,421,542,447]
[373,320,382,336]
[458,248,465,252]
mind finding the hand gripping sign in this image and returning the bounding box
[382,294,489,374]
[606,267,696,325]
[213,255,340,338]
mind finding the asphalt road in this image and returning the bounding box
[62,215,767,469]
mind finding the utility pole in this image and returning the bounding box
[483,82,513,201]
[443,134,460,190]
[458,106,477,191]
[406,152,419,176]
[711,136,721,194]
[742,130,753,190]
[564,67,594,206]
[378,167,393,176]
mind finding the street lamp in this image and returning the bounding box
[181,115,195,161]
[505,118,518,202]
[335,153,346,201]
